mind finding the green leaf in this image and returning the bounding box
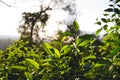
[103,13,109,16]
[43,42,60,58]
[96,21,101,25]
[117,4,120,7]
[94,63,104,68]
[54,48,61,58]
[109,4,114,7]
[112,14,116,17]
[41,62,51,66]
[26,58,39,69]
[9,66,26,71]
[61,31,73,36]
[103,24,108,30]
[96,28,102,35]
[24,72,32,80]
[43,42,53,55]
[114,58,120,66]
[80,34,93,41]
[104,8,113,12]
[51,41,62,46]
[76,38,82,46]
[76,34,94,46]
[83,55,96,60]
[110,47,120,55]
[101,18,107,23]
[51,48,61,58]
[109,0,113,2]
[114,8,120,14]
[115,0,120,3]
[60,45,72,54]
[73,21,79,31]
[79,40,90,46]
[26,54,39,58]
[115,62,120,66]
[41,59,52,63]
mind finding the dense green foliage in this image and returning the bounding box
[0,0,120,80]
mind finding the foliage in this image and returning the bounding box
[0,21,101,80]
[95,0,120,79]
[0,40,42,79]
[0,0,120,80]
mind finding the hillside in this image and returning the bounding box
[0,35,19,50]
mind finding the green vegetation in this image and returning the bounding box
[0,0,120,79]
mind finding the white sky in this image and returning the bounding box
[0,0,109,37]
[77,0,109,33]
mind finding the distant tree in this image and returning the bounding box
[18,6,51,45]
[18,0,77,46]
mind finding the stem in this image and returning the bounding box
[0,0,11,7]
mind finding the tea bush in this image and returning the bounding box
[0,0,120,79]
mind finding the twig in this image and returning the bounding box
[0,0,12,7]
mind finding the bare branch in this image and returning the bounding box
[0,0,11,7]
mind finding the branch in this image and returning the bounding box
[0,0,11,7]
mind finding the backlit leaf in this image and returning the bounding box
[61,31,73,36]
[61,45,72,54]
[73,21,79,31]
[26,58,39,69]
[76,34,94,46]
[115,62,120,66]
[9,66,26,71]
[96,28,102,35]
[41,59,52,63]
[43,42,53,55]
[78,40,90,46]
[41,62,51,66]
[25,72,32,80]
[83,55,96,60]
[94,63,104,68]
[51,48,61,58]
